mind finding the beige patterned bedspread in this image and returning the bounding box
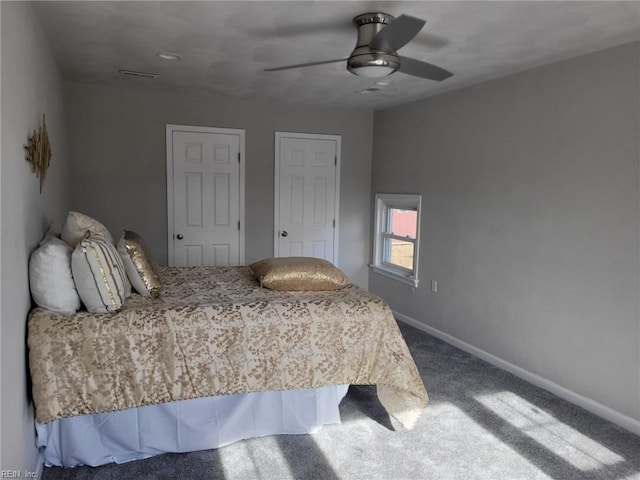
[28,267,427,429]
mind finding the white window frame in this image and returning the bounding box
[371,193,422,288]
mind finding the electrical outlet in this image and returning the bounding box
[431,280,438,293]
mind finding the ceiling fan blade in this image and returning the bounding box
[369,14,426,52]
[265,58,348,72]
[398,56,453,81]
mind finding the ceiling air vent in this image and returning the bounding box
[118,69,159,79]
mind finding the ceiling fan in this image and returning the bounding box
[265,12,453,81]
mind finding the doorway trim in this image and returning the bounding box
[166,124,245,266]
[274,131,341,264]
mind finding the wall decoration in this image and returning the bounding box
[25,114,51,193]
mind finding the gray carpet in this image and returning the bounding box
[43,322,640,480]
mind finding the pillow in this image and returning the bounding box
[62,211,113,247]
[29,236,81,314]
[71,234,128,313]
[250,257,350,291]
[117,230,162,298]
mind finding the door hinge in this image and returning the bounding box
[333,219,335,228]
[238,152,241,163]
[238,221,241,230]
[335,156,337,166]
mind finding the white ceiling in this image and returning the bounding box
[33,1,640,110]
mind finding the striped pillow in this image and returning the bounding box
[71,234,128,313]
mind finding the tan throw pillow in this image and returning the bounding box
[117,230,162,298]
[62,211,114,247]
[71,234,128,313]
[250,257,350,291]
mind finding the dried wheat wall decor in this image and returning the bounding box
[25,114,51,193]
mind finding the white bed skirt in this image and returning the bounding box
[37,385,349,468]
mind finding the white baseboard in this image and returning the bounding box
[394,311,640,436]
[34,451,44,478]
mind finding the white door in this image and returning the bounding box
[167,124,245,267]
[274,132,341,264]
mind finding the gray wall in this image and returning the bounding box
[1,2,72,469]
[66,84,373,288]
[370,42,639,421]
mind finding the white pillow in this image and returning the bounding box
[29,237,81,314]
[71,234,128,313]
[62,211,113,247]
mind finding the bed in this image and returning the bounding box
[28,265,427,468]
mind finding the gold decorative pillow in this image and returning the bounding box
[250,257,350,291]
[117,230,162,298]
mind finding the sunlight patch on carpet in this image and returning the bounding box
[424,402,553,479]
[475,391,625,471]
[219,436,293,479]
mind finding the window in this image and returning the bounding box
[372,193,421,287]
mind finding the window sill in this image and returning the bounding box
[369,265,419,288]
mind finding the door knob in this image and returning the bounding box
[281,231,288,237]
[176,234,184,240]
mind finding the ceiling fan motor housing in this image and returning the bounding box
[347,12,400,76]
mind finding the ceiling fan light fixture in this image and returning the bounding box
[350,65,395,78]
[347,52,399,78]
